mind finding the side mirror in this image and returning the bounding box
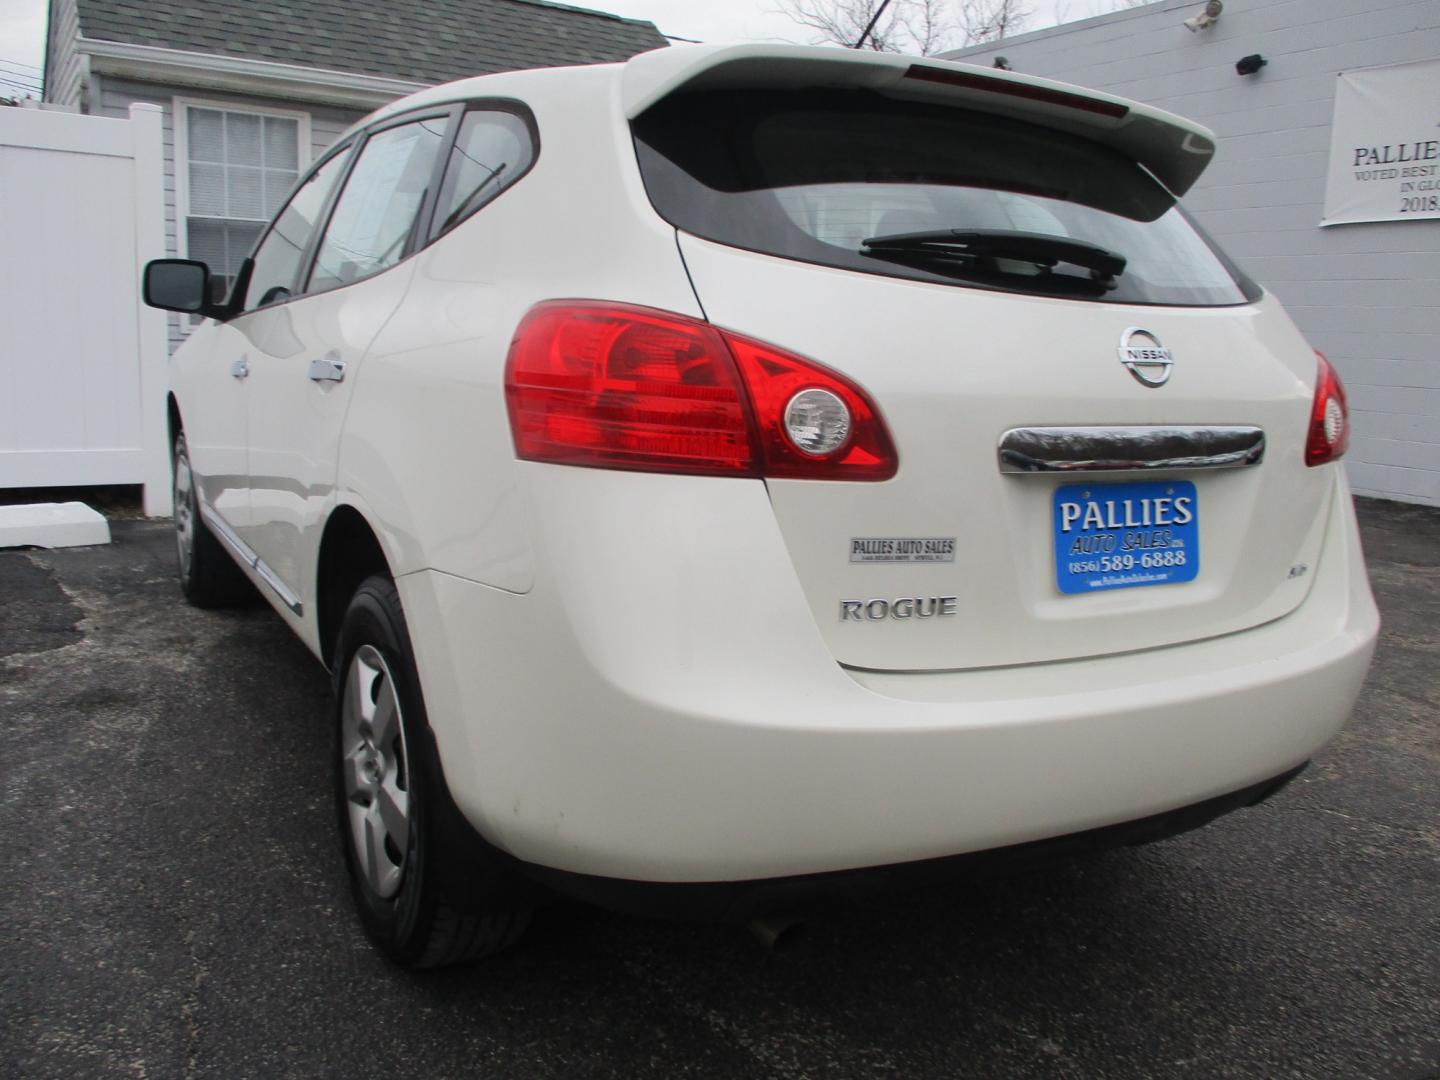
[143,259,218,315]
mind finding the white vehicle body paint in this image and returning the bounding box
[165,46,1378,892]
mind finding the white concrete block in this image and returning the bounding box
[0,502,112,549]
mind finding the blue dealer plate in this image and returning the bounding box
[1053,480,1199,594]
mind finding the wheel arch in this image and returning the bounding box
[167,393,182,455]
[316,503,393,671]
[318,504,533,925]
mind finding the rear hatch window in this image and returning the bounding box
[633,89,1259,307]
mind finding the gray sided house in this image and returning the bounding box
[42,0,667,349]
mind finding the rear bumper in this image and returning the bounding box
[498,763,1308,921]
[399,469,1377,885]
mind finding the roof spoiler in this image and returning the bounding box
[621,45,1215,197]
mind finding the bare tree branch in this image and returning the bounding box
[776,0,1034,55]
[776,0,909,51]
[955,0,1034,45]
[898,0,955,55]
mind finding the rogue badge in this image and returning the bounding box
[841,597,958,621]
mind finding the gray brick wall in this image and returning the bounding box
[947,0,1440,505]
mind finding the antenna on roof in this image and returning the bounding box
[852,0,896,49]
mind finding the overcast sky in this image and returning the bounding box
[0,0,1128,98]
[578,0,1112,46]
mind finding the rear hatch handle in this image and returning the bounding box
[999,425,1265,473]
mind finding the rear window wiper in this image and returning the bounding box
[861,228,1127,286]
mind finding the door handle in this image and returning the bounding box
[231,358,249,379]
[307,357,346,383]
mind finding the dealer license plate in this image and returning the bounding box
[1053,480,1200,594]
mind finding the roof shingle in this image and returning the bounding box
[74,0,668,83]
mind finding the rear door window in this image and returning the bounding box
[633,90,1259,307]
[242,148,351,311]
[308,115,450,293]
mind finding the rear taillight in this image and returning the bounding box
[1305,351,1350,467]
[504,302,753,476]
[505,301,897,480]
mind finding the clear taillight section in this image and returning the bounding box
[722,331,896,480]
[1305,351,1350,467]
[505,301,897,480]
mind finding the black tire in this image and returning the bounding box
[173,432,251,608]
[333,575,530,967]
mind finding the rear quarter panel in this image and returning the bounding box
[338,66,701,590]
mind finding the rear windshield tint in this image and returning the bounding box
[632,90,1260,307]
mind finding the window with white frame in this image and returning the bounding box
[181,103,306,290]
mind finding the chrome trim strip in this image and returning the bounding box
[998,425,1265,474]
[197,500,252,562]
[198,501,304,616]
[253,559,305,617]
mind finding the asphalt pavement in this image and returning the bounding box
[3,497,1437,1080]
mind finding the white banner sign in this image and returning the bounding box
[1321,58,1440,227]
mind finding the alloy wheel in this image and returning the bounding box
[340,644,412,900]
[173,447,195,578]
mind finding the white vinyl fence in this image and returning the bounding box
[0,103,171,516]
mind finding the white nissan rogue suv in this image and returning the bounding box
[143,45,1380,966]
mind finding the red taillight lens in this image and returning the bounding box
[1305,350,1350,467]
[504,302,754,476]
[505,301,898,481]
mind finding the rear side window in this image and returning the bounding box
[431,108,536,239]
[309,115,449,293]
[633,90,1259,307]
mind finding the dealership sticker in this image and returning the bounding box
[850,537,957,563]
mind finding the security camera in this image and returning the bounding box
[1183,0,1222,31]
